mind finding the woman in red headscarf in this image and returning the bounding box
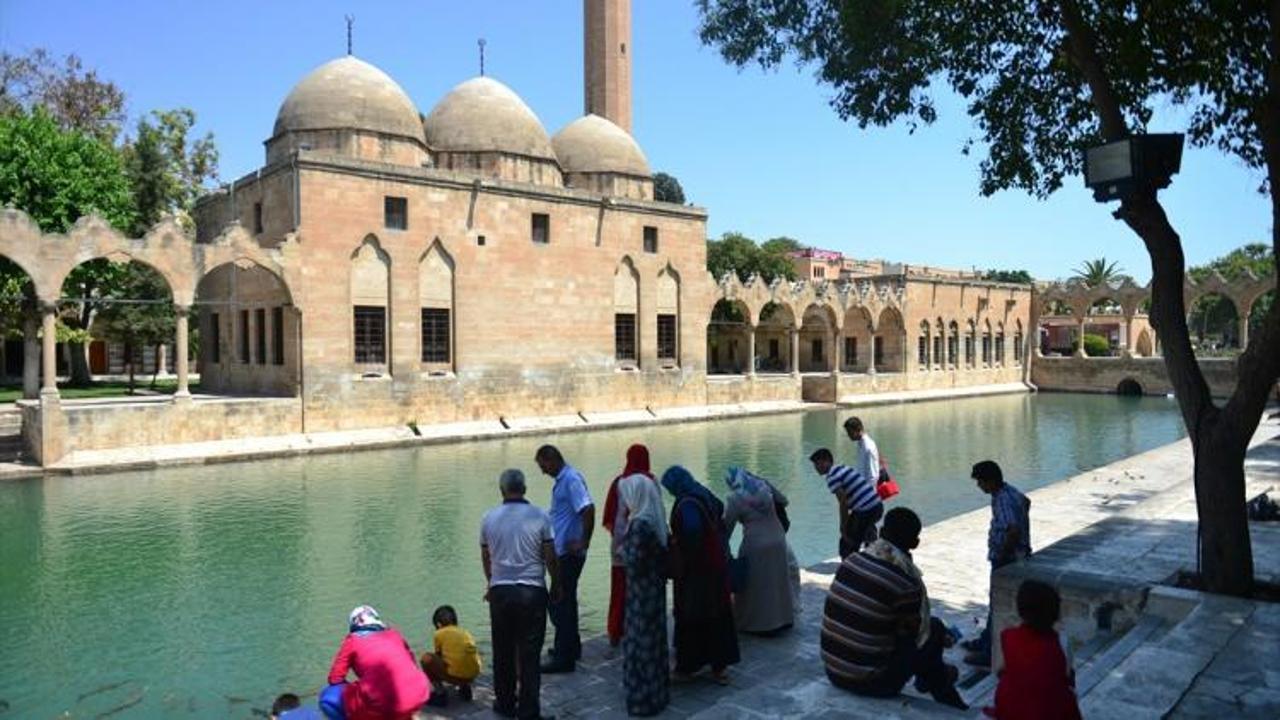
[602,444,654,646]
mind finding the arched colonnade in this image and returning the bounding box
[0,208,299,400]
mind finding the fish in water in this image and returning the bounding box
[76,680,131,704]
[0,698,10,713]
[93,687,144,719]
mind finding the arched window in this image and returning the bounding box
[933,319,944,368]
[656,265,680,366]
[918,320,931,369]
[996,322,1006,366]
[965,320,976,367]
[420,240,455,370]
[1014,320,1024,365]
[351,236,390,369]
[948,321,960,366]
[615,258,640,367]
[981,320,993,366]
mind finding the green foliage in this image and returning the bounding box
[983,269,1033,284]
[0,49,126,143]
[652,171,686,204]
[0,108,134,234]
[1072,258,1125,287]
[1074,333,1112,357]
[707,231,800,283]
[697,1,1272,198]
[122,108,219,235]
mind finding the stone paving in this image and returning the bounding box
[415,414,1280,719]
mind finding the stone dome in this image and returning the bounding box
[422,77,556,161]
[552,114,651,177]
[273,56,424,142]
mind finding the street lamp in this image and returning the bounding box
[1084,133,1184,202]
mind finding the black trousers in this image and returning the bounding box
[548,552,585,664]
[489,584,548,719]
[840,504,884,558]
[832,618,951,699]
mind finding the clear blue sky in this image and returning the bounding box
[1,0,1270,282]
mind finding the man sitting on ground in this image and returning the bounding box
[820,507,967,709]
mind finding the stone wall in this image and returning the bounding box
[705,374,801,406]
[1031,356,1241,397]
[31,397,302,458]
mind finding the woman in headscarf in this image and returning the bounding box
[661,465,740,684]
[320,605,430,720]
[618,471,670,715]
[602,443,654,646]
[723,467,795,635]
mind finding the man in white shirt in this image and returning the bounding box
[481,469,559,720]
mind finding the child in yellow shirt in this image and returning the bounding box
[421,605,481,705]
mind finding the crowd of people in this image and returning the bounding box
[269,416,1080,720]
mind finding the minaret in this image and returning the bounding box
[584,0,632,133]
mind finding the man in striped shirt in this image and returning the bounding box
[821,507,966,708]
[810,444,883,559]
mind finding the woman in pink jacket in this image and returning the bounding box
[320,606,430,720]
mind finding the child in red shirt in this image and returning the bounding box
[985,580,1082,720]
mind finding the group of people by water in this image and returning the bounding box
[270,416,1082,720]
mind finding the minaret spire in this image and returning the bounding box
[345,15,354,55]
[583,0,632,132]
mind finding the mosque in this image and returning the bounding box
[6,0,1259,468]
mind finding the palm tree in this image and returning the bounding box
[1073,258,1124,287]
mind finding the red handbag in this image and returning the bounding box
[877,457,901,500]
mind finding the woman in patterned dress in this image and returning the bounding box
[619,471,670,716]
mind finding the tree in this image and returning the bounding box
[698,0,1279,595]
[653,171,686,204]
[0,108,137,385]
[122,109,219,235]
[984,269,1034,284]
[0,49,126,143]
[707,231,800,283]
[92,263,174,394]
[1073,257,1125,287]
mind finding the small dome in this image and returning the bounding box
[552,114,651,177]
[423,77,556,160]
[273,56,424,142]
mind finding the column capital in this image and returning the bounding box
[39,300,59,314]
[174,304,192,317]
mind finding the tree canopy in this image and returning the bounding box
[123,109,219,235]
[1072,257,1127,287]
[0,108,135,234]
[653,171,686,204]
[0,49,126,144]
[983,269,1034,284]
[707,231,801,283]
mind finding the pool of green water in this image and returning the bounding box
[0,393,1185,717]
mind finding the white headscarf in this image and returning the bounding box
[618,472,669,547]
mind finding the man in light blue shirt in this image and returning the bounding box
[535,444,594,673]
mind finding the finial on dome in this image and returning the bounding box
[478,38,486,76]
[345,14,354,55]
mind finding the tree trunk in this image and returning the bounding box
[67,342,92,386]
[1193,419,1254,595]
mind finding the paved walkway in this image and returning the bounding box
[417,415,1280,719]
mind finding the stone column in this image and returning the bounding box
[1075,317,1088,358]
[868,332,877,375]
[831,327,841,377]
[174,306,191,401]
[1122,312,1135,358]
[790,327,800,376]
[40,303,58,396]
[1239,314,1250,350]
[22,312,39,399]
[745,326,756,376]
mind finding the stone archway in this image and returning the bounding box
[708,298,753,374]
[195,259,297,396]
[876,307,905,373]
[799,303,837,372]
[757,301,797,373]
[842,306,874,373]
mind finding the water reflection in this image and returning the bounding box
[0,393,1183,717]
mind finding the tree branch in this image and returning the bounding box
[1059,0,1127,141]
